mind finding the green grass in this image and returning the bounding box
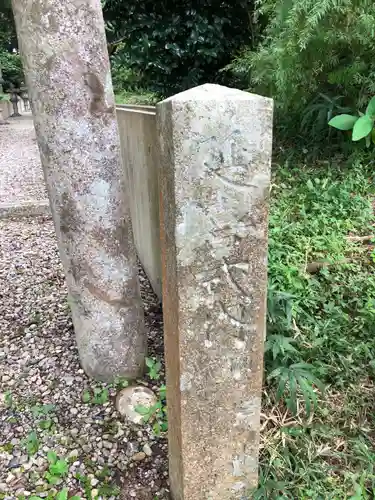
[114,89,159,106]
[259,153,375,499]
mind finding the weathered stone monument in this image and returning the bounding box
[157,84,273,499]
[20,86,30,111]
[12,0,145,381]
[8,86,22,117]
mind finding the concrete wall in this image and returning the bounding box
[117,103,156,112]
[1,100,13,119]
[116,106,162,299]
[1,99,29,119]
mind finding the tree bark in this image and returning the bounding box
[11,0,146,382]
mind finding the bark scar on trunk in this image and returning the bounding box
[83,72,114,116]
[85,281,134,310]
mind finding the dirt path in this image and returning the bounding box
[0,116,47,206]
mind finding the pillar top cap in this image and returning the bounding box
[159,83,273,104]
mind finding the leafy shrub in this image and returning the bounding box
[110,43,144,93]
[103,0,254,96]
[300,93,352,143]
[0,50,24,89]
[0,1,17,51]
[329,95,375,146]
[230,0,375,141]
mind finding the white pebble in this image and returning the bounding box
[143,443,152,456]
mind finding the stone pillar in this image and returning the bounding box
[12,0,145,381]
[20,87,30,111]
[9,89,22,117]
[157,84,273,499]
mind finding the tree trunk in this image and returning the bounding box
[11,0,146,382]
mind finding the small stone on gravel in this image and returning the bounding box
[116,386,157,424]
[143,444,152,456]
[132,452,146,461]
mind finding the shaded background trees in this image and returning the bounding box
[101,0,375,146]
[0,0,23,91]
[103,0,256,95]
[3,0,374,146]
[229,0,375,143]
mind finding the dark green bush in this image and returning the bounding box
[230,0,375,141]
[104,0,254,96]
[0,51,24,89]
[0,0,16,51]
[110,45,143,94]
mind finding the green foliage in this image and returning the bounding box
[0,3,24,90]
[55,489,80,500]
[0,1,17,51]
[0,50,24,89]
[104,0,254,96]
[328,114,359,132]
[252,470,287,499]
[91,387,109,404]
[39,419,53,430]
[97,483,121,497]
[31,403,56,417]
[82,390,91,404]
[114,90,159,106]
[45,451,69,485]
[75,473,93,499]
[137,358,167,434]
[23,431,39,456]
[231,0,375,142]
[366,96,375,117]
[31,403,56,432]
[352,116,372,142]
[30,487,80,500]
[110,45,144,93]
[82,387,109,405]
[269,362,324,417]
[135,385,168,436]
[259,155,375,497]
[300,94,353,141]
[75,470,120,499]
[265,292,324,417]
[329,95,375,146]
[4,391,12,407]
[112,376,129,390]
[265,334,298,360]
[145,357,162,380]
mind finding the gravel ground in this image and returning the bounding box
[0,116,47,205]
[0,215,168,499]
